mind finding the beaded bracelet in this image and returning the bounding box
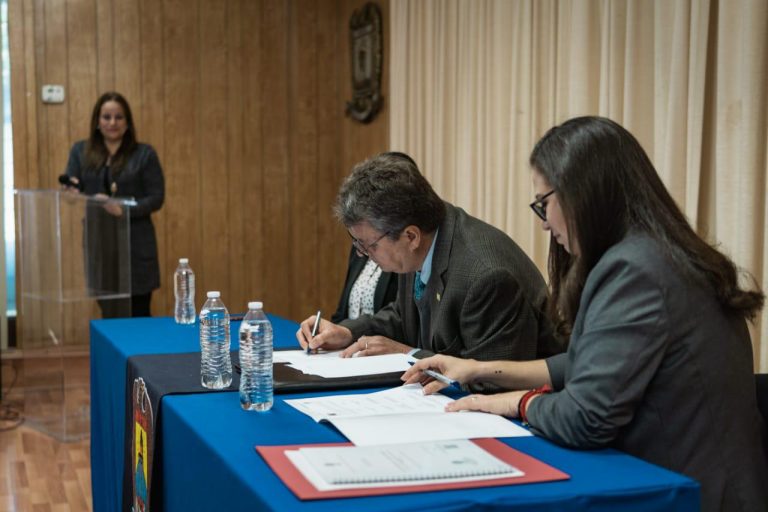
[517,384,553,425]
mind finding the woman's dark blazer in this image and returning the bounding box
[330,246,398,324]
[65,140,165,295]
[527,233,768,511]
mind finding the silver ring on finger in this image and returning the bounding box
[365,340,369,350]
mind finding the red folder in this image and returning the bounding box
[255,438,569,500]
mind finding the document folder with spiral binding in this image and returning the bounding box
[289,439,524,489]
[255,438,569,500]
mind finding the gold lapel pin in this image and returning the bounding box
[436,292,441,302]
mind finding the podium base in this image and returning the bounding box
[22,346,90,442]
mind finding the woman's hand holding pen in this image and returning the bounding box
[296,316,353,352]
[401,354,480,395]
[340,335,413,358]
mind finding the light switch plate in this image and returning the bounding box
[42,84,65,104]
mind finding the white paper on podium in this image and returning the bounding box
[273,350,412,378]
[285,384,532,446]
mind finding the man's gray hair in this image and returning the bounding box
[334,152,446,237]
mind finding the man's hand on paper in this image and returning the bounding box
[296,317,353,352]
[401,354,479,394]
[340,335,412,358]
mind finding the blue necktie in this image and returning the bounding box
[414,271,426,301]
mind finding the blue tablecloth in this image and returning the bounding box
[90,316,700,512]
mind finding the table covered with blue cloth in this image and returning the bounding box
[90,316,699,511]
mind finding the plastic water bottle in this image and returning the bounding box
[173,258,196,324]
[199,291,232,389]
[238,301,273,411]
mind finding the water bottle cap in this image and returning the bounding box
[179,258,189,264]
[207,291,220,298]
[248,301,263,310]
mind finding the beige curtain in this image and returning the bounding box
[390,0,768,371]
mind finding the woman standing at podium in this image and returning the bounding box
[63,92,165,318]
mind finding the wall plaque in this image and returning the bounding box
[346,2,383,123]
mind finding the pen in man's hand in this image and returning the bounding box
[307,310,322,354]
[408,361,462,390]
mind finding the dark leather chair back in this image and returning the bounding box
[757,374,768,462]
[757,374,768,424]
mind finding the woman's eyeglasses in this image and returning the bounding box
[529,189,555,221]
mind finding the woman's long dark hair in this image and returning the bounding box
[85,91,137,174]
[530,116,763,335]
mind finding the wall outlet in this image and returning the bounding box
[42,85,65,104]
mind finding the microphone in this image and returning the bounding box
[58,174,84,192]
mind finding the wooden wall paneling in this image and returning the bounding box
[19,0,53,346]
[240,0,265,309]
[225,0,247,309]
[7,0,22,181]
[8,0,32,347]
[260,1,291,317]
[315,1,348,316]
[65,0,97,148]
[323,0,391,317]
[31,0,47,189]
[9,0,391,329]
[289,0,320,320]
[162,0,200,306]
[29,0,46,188]
[81,2,107,322]
[8,0,33,189]
[95,0,115,94]
[199,0,232,308]
[43,1,69,187]
[138,0,168,315]
[375,0,390,156]
[113,0,142,121]
[61,0,96,346]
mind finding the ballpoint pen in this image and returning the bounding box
[307,310,321,354]
[408,361,462,390]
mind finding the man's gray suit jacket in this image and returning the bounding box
[341,203,558,364]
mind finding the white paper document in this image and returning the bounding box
[285,439,523,490]
[285,384,532,446]
[273,349,412,378]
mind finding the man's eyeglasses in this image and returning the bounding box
[529,189,555,221]
[348,230,391,257]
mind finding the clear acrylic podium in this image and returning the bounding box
[15,190,135,441]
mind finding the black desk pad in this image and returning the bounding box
[272,348,405,392]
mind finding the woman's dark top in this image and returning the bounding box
[65,140,165,295]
